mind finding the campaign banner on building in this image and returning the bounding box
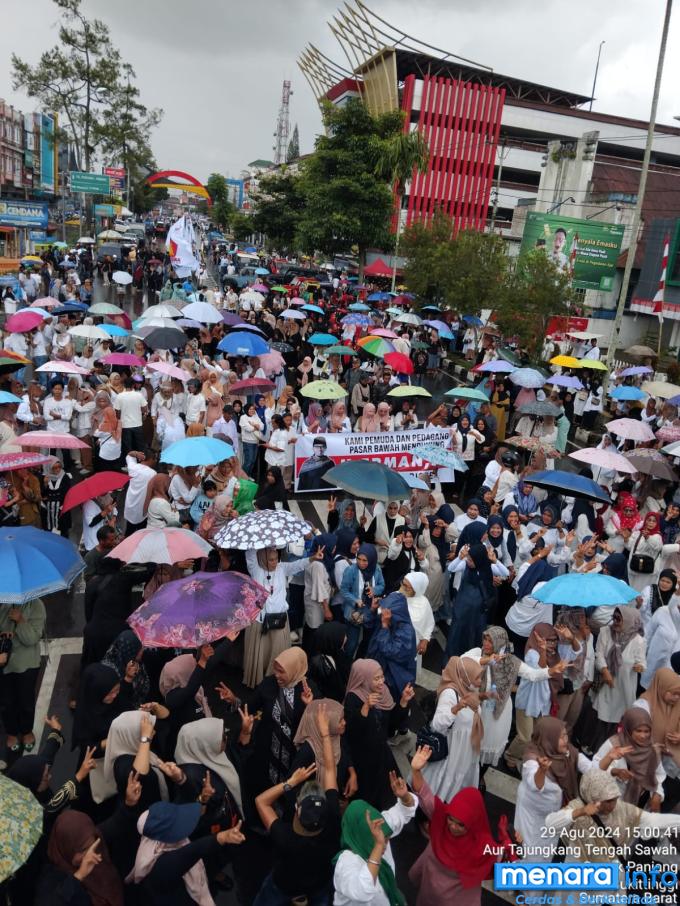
[520,212,624,291]
[294,428,452,493]
[0,200,49,229]
[40,113,56,193]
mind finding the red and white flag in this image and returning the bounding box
[652,234,670,322]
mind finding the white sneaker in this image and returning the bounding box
[290,630,300,643]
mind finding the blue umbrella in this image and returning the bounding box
[308,333,338,346]
[100,324,130,337]
[349,302,372,312]
[255,267,270,275]
[610,386,646,401]
[0,391,22,404]
[52,303,89,315]
[618,366,653,377]
[341,314,371,326]
[217,331,269,357]
[244,246,257,254]
[421,305,442,313]
[367,292,391,302]
[527,470,611,504]
[411,444,468,472]
[301,304,324,315]
[509,368,547,389]
[323,462,411,502]
[403,473,430,490]
[161,436,234,467]
[0,527,85,604]
[475,360,516,373]
[463,314,484,326]
[534,574,636,607]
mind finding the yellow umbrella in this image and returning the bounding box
[578,359,608,371]
[641,380,680,399]
[550,355,581,368]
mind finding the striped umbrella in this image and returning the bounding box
[108,527,212,565]
[357,335,396,357]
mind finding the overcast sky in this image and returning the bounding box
[2,0,680,182]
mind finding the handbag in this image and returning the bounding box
[629,534,655,574]
[262,612,287,634]
[415,724,448,762]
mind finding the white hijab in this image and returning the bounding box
[103,711,168,800]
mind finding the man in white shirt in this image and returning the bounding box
[123,450,157,533]
[43,380,76,467]
[582,338,601,361]
[210,404,239,449]
[113,377,148,457]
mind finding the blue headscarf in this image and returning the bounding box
[380,591,412,625]
[513,480,537,517]
[335,527,358,560]
[336,499,360,532]
[426,516,452,568]
[311,532,337,583]
[464,542,495,596]
[456,519,487,551]
[486,515,505,550]
[516,542,557,599]
[254,394,267,422]
[502,505,520,562]
[602,552,628,584]
[357,543,378,580]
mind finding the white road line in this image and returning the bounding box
[34,637,83,743]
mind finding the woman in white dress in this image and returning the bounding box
[514,717,592,863]
[592,706,665,809]
[626,512,663,593]
[419,656,484,801]
[589,607,646,751]
[640,593,680,689]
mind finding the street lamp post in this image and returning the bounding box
[590,41,606,112]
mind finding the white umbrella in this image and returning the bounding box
[607,418,656,442]
[76,236,95,244]
[112,271,133,285]
[36,360,90,375]
[146,361,192,382]
[134,317,178,330]
[141,304,183,320]
[281,309,306,320]
[395,313,422,326]
[182,301,222,324]
[239,291,264,305]
[89,302,125,316]
[70,324,110,341]
[569,447,637,474]
[97,230,124,240]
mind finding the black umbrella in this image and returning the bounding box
[142,326,187,350]
[271,341,294,353]
[519,402,563,418]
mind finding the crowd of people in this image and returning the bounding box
[2,236,680,905]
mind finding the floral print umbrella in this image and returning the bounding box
[127,570,268,648]
[0,774,43,881]
[214,509,310,550]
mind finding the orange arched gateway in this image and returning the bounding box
[145,170,212,205]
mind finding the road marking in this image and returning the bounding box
[34,637,82,743]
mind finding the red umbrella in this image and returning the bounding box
[6,311,44,333]
[384,351,414,375]
[17,432,89,449]
[229,378,276,394]
[99,353,146,367]
[61,471,130,514]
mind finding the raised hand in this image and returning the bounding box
[140,713,155,740]
[411,745,432,772]
[366,691,381,710]
[388,770,408,800]
[301,679,314,706]
[75,745,98,783]
[288,763,317,787]
[315,701,330,737]
[608,745,634,762]
[157,761,184,784]
[312,545,326,562]
[217,820,246,846]
[74,838,102,881]
[328,495,337,512]
[537,755,552,773]
[125,770,142,807]
[366,810,386,848]
[199,770,215,804]
[44,714,63,732]
[400,683,415,707]
[215,682,237,703]
[238,703,255,736]
[582,801,602,817]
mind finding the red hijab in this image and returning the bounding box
[615,492,641,532]
[642,511,662,537]
[430,786,497,888]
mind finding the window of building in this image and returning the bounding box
[666,219,680,286]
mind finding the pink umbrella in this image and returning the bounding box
[17,432,89,449]
[6,311,44,333]
[258,351,285,377]
[36,360,90,375]
[31,297,60,308]
[656,424,680,443]
[370,328,399,339]
[0,451,55,472]
[99,353,146,367]
[251,283,269,292]
[146,361,192,382]
[607,418,656,442]
[569,447,637,474]
[290,297,305,305]
[108,527,212,565]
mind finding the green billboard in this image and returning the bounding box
[70,171,110,194]
[520,212,624,291]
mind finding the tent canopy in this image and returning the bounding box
[364,257,399,278]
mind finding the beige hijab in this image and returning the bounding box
[174,717,243,814]
[437,656,484,751]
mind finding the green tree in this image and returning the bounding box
[286,124,300,163]
[296,100,406,274]
[12,0,161,175]
[251,170,305,252]
[206,173,235,230]
[499,250,575,357]
[231,213,253,243]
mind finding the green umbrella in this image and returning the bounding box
[497,346,522,367]
[270,285,288,292]
[300,380,347,400]
[0,774,43,881]
[410,341,428,350]
[387,385,432,398]
[327,345,358,356]
[444,386,489,402]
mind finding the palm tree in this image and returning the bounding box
[373,129,430,290]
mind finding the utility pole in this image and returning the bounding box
[604,0,673,381]
[590,41,605,112]
[489,137,507,233]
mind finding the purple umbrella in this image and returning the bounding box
[474,360,516,373]
[423,319,450,333]
[618,366,653,377]
[127,570,268,648]
[548,374,584,389]
[176,318,202,329]
[222,312,244,326]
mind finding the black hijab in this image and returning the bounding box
[71,663,121,751]
[255,466,287,510]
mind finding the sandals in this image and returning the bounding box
[22,736,35,753]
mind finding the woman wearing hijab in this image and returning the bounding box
[366,588,417,707]
[327,400,352,433]
[308,622,352,702]
[100,629,150,708]
[343,658,413,809]
[401,572,435,672]
[246,647,312,797]
[254,465,287,511]
[409,747,505,906]
[505,622,579,768]
[303,533,337,652]
[489,379,510,440]
[419,656,485,801]
[511,480,538,525]
[514,717,592,862]
[41,459,73,535]
[72,664,123,758]
[605,491,643,552]
[91,390,122,471]
[363,500,406,566]
[642,586,680,688]
[333,785,417,906]
[290,698,358,801]
[589,607,646,750]
[626,511,664,592]
[383,528,429,595]
[340,543,385,658]
[297,355,313,387]
[592,707,664,808]
[127,800,244,905]
[553,607,594,733]
[160,647,214,758]
[102,711,168,810]
[639,568,678,633]
[445,542,508,659]
[145,473,181,528]
[304,400,324,434]
[357,401,380,433]
[327,496,361,534]
[501,504,530,569]
[544,769,680,884]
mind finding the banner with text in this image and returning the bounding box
[294,428,452,493]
